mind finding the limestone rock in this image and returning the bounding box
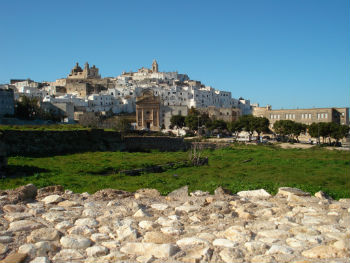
[244,241,269,254]
[3,204,25,213]
[37,185,64,198]
[219,248,244,263]
[60,235,91,249]
[41,212,66,223]
[0,236,13,243]
[4,212,32,222]
[277,187,310,199]
[136,255,155,263]
[18,244,36,257]
[8,220,42,232]
[0,253,27,263]
[57,200,79,207]
[176,237,209,248]
[27,228,60,243]
[74,217,99,227]
[258,229,289,239]
[55,220,73,230]
[91,233,110,242]
[314,191,332,200]
[120,242,179,258]
[135,188,160,199]
[213,238,237,248]
[143,231,174,244]
[150,203,169,211]
[86,245,109,257]
[133,208,151,218]
[34,241,52,256]
[67,225,95,236]
[214,186,232,196]
[6,184,37,203]
[139,220,155,230]
[161,226,183,235]
[52,249,84,261]
[92,189,132,200]
[190,190,209,197]
[224,226,251,243]
[29,257,49,263]
[332,239,350,250]
[266,244,294,255]
[101,241,120,249]
[237,189,271,199]
[116,225,137,241]
[302,245,348,259]
[180,247,213,262]
[41,195,63,205]
[0,243,8,254]
[175,205,199,213]
[167,185,188,201]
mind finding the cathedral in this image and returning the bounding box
[67,62,101,79]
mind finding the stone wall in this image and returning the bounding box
[1,130,124,157]
[124,136,189,152]
[0,130,189,157]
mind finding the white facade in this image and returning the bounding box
[15,86,48,100]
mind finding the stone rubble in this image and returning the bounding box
[0,184,349,263]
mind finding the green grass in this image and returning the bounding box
[2,145,349,199]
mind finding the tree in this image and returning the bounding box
[228,120,243,137]
[15,96,41,120]
[330,123,349,144]
[184,110,211,131]
[238,115,269,139]
[114,118,132,133]
[274,120,306,142]
[308,122,348,144]
[254,117,270,136]
[308,123,320,141]
[291,122,307,142]
[170,115,185,128]
[207,119,227,132]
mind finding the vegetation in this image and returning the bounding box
[184,108,211,131]
[308,122,349,144]
[226,115,270,138]
[274,120,307,142]
[170,115,186,128]
[15,96,63,122]
[2,145,349,199]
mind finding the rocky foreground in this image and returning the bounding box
[0,185,349,263]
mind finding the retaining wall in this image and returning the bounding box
[0,130,189,156]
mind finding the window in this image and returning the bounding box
[293,114,295,119]
[321,113,324,118]
[309,113,311,119]
[325,113,328,118]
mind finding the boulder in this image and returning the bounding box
[6,184,37,203]
[237,189,271,199]
[0,253,27,263]
[92,189,132,200]
[120,242,179,258]
[167,186,189,201]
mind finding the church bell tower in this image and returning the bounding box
[152,59,159,73]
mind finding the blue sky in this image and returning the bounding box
[0,0,349,109]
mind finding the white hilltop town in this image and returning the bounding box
[0,60,348,133]
[0,60,253,129]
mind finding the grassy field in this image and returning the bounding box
[2,144,349,199]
